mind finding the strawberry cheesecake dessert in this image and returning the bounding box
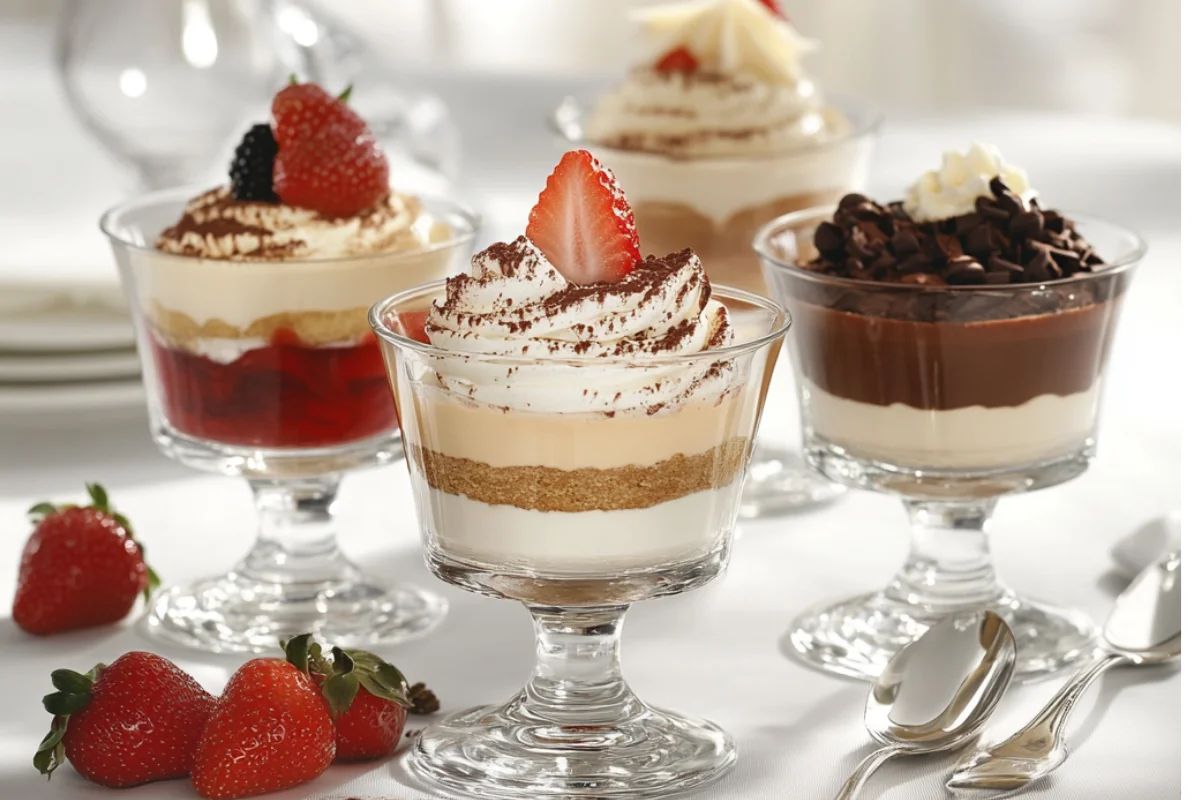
[372,150,787,798]
[118,81,476,451]
[568,0,878,296]
[102,81,474,654]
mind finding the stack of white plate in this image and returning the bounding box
[0,283,144,416]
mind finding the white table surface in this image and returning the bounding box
[0,32,1182,799]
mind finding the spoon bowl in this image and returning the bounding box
[949,553,1181,795]
[835,612,1017,799]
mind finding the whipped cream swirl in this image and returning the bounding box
[904,143,1037,222]
[586,69,849,159]
[425,237,734,415]
[156,187,436,260]
[635,0,818,85]
[585,0,847,158]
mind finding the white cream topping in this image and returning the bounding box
[156,187,436,260]
[424,483,735,574]
[425,237,735,415]
[903,143,1037,223]
[634,0,818,85]
[585,69,849,159]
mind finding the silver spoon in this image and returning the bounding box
[834,612,1017,800]
[948,552,1181,796]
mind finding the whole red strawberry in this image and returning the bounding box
[192,637,336,800]
[34,652,216,788]
[13,483,159,635]
[299,638,438,762]
[269,81,389,218]
[526,150,642,285]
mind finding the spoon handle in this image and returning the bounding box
[948,651,1128,793]
[835,744,907,800]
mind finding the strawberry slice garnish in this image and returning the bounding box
[269,82,389,218]
[526,150,641,285]
[655,46,699,73]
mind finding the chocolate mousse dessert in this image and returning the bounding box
[576,0,876,295]
[776,143,1134,472]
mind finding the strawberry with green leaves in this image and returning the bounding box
[191,636,336,800]
[34,651,216,788]
[13,483,159,635]
[269,81,390,218]
[296,636,440,761]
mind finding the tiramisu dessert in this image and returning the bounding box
[578,0,875,295]
[778,143,1133,472]
[384,150,776,578]
[124,81,470,449]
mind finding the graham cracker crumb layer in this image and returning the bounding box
[148,302,370,348]
[412,439,749,512]
[634,190,846,295]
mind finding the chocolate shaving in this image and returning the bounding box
[803,179,1105,287]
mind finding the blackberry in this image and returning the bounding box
[229,123,278,202]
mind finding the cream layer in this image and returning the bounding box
[401,384,757,470]
[421,482,737,574]
[806,383,1102,470]
[128,221,460,333]
[589,135,872,226]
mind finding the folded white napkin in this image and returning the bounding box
[1111,511,1181,578]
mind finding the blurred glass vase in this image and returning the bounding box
[55,0,310,189]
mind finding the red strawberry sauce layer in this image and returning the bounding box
[149,328,396,449]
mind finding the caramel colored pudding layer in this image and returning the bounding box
[635,190,843,295]
[403,387,752,469]
[413,439,747,513]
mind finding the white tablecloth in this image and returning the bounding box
[0,59,1181,799]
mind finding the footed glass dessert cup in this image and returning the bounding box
[371,283,788,799]
[102,186,479,653]
[555,95,880,520]
[757,206,1145,681]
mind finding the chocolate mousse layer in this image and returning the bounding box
[787,183,1130,410]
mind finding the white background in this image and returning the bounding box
[0,2,1184,798]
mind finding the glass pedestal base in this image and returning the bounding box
[738,445,844,519]
[410,697,736,799]
[786,588,1096,682]
[143,564,447,654]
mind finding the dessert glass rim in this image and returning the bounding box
[98,184,483,267]
[369,279,791,367]
[551,90,883,163]
[754,204,1147,293]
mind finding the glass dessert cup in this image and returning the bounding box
[757,206,1145,681]
[556,94,881,519]
[371,283,788,799]
[102,186,480,654]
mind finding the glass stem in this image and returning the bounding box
[518,605,641,728]
[236,476,356,586]
[885,499,1006,614]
